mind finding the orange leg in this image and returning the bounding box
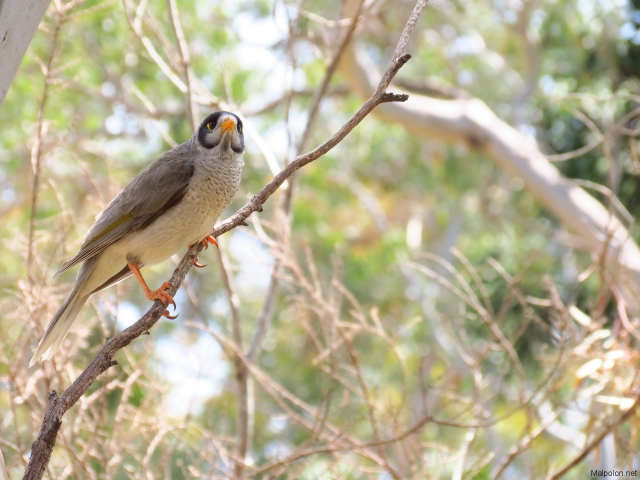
[127,262,177,319]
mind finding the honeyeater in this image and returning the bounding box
[30,111,245,366]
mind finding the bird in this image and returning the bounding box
[30,111,245,366]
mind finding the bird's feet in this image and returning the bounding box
[188,234,218,251]
[193,257,207,268]
[163,309,178,320]
[128,262,178,319]
[144,281,175,307]
[145,282,178,319]
[188,234,218,270]
[200,234,218,249]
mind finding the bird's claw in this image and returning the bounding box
[149,282,175,309]
[193,256,207,268]
[163,310,178,320]
[158,283,177,319]
[200,235,218,250]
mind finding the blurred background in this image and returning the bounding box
[1,0,640,478]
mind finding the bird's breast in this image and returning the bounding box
[127,157,243,266]
[189,159,243,219]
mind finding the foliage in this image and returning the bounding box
[1,0,640,478]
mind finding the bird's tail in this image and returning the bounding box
[29,287,89,367]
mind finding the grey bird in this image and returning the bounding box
[30,111,245,366]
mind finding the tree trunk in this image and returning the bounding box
[0,0,51,108]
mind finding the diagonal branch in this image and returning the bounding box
[548,392,640,479]
[213,64,410,239]
[23,52,413,480]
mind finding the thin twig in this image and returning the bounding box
[215,243,250,478]
[23,52,412,480]
[241,0,369,456]
[392,0,427,61]
[296,0,365,153]
[548,393,640,479]
[27,9,64,285]
[213,61,410,239]
[165,0,196,130]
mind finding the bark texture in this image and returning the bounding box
[0,0,52,107]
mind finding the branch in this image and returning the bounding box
[0,447,8,480]
[23,52,412,480]
[338,43,640,310]
[548,392,640,479]
[215,244,249,478]
[27,3,64,287]
[234,3,371,472]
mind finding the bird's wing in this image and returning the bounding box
[55,144,196,276]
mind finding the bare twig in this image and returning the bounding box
[391,0,427,60]
[215,243,250,478]
[548,393,640,479]
[23,51,412,480]
[0,448,8,480]
[246,262,281,363]
[27,8,64,284]
[297,0,365,152]
[165,0,196,130]
[213,58,410,239]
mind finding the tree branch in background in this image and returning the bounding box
[215,243,249,478]
[338,43,640,310]
[232,0,370,472]
[27,3,65,287]
[549,392,640,479]
[4,0,640,477]
[0,448,8,480]
[23,47,414,480]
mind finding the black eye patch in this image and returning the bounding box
[201,112,223,131]
[196,111,243,150]
[198,112,224,149]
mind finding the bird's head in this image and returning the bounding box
[196,111,245,155]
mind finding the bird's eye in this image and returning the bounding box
[237,123,243,134]
[206,123,213,131]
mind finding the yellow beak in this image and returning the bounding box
[221,117,235,133]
